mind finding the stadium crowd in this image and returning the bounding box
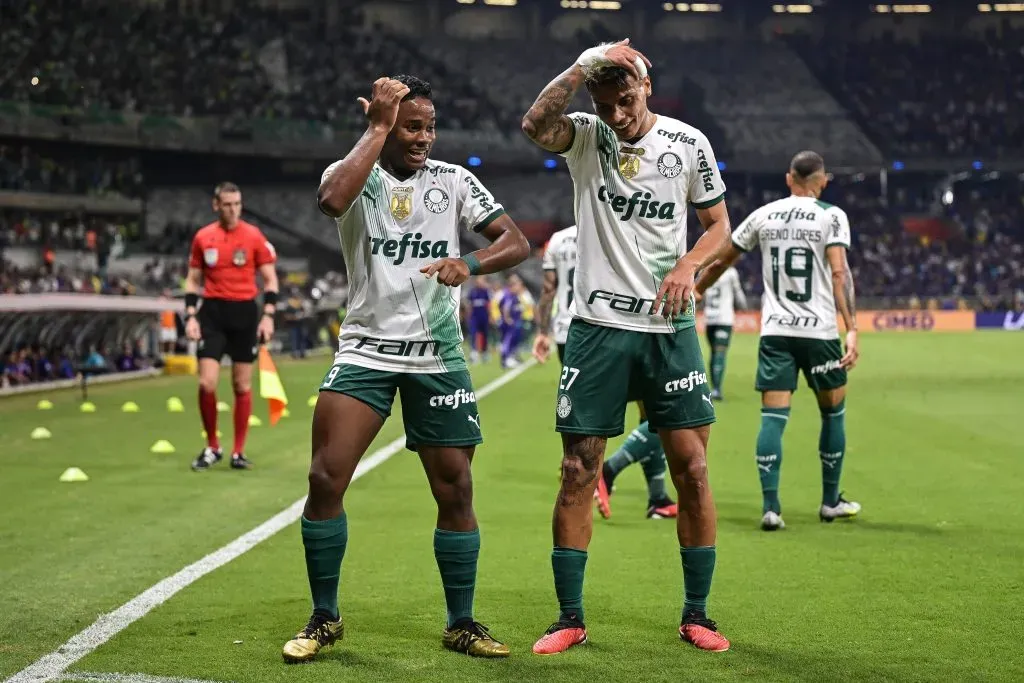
[795,29,1024,158]
[0,144,144,197]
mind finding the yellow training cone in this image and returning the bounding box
[37,399,54,410]
[282,408,291,418]
[150,440,176,454]
[307,395,317,407]
[248,415,263,427]
[216,401,230,413]
[167,397,185,412]
[59,467,89,482]
[121,401,140,413]
[31,427,52,439]
[201,430,223,439]
[80,402,97,413]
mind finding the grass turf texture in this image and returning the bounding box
[1,333,1023,682]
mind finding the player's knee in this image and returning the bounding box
[559,454,596,491]
[431,469,474,518]
[198,374,218,393]
[307,458,345,502]
[232,379,251,395]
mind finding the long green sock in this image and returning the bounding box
[710,349,727,392]
[756,408,790,514]
[434,528,480,627]
[302,513,348,620]
[681,546,716,616]
[819,400,847,507]
[552,547,587,623]
[602,422,669,503]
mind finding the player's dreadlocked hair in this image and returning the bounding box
[392,74,432,102]
[789,150,826,180]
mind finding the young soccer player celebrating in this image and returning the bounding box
[280,75,529,662]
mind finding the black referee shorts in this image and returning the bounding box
[197,298,259,363]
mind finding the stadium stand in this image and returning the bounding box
[793,29,1024,158]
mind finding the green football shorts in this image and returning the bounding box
[755,335,847,393]
[319,363,482,451]
[555,319,715,436]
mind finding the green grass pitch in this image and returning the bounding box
[2,332,1023,682]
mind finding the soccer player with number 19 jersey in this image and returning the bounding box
[523,39,733,654]
[696,151,861,532]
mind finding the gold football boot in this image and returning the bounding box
[282,613,344,663]
[442,620,510,658]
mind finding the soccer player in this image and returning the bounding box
[281,75,529,663]
[465,276,492,364]
[533,226,678,520]
[695,150,861,531]
[701,265,747,400]
[185,182,278,472]
[522,39,732,653]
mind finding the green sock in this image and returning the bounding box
[552,547,587,623]
[680,545,716,616]
[635,433,670,504]
[756,408,790,514]
[301,513,348,620]
[603,422,669,503]
[820,400,847,507]
[710,349,726,392]
[434,528,480,628]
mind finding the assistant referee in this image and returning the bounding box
[185,182,279,472]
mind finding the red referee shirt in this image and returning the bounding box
[189,220,277,301]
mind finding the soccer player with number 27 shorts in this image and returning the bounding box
[534,226,679,521]
[523,39,733,654]
[280,75,529,663]
[185,182,278,472]
[696,151,861,532]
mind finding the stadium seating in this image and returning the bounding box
[793,30,1024,158]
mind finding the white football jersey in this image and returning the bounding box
[541,225,579,344]
[322,159,505,373]
[732,195,851,340]
[703,267,746,326]
[559,112,726,333]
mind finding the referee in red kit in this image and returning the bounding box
[185,182,278,471]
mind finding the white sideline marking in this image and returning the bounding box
[65,672,226,683]
[7,361,536,683]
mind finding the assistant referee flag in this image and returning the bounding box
[258,347,288,425]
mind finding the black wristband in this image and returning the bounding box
[263,291,278,306]
[184,293,199,309]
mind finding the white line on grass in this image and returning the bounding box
[65,672,226,683]
[7,360,537,683]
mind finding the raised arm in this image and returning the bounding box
[521,65,585,153]
[826,245,859,369]
[521,39,651,153]
[318,78,410,218]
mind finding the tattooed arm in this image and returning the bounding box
[827,244,860,369]
[521,66,585,153]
